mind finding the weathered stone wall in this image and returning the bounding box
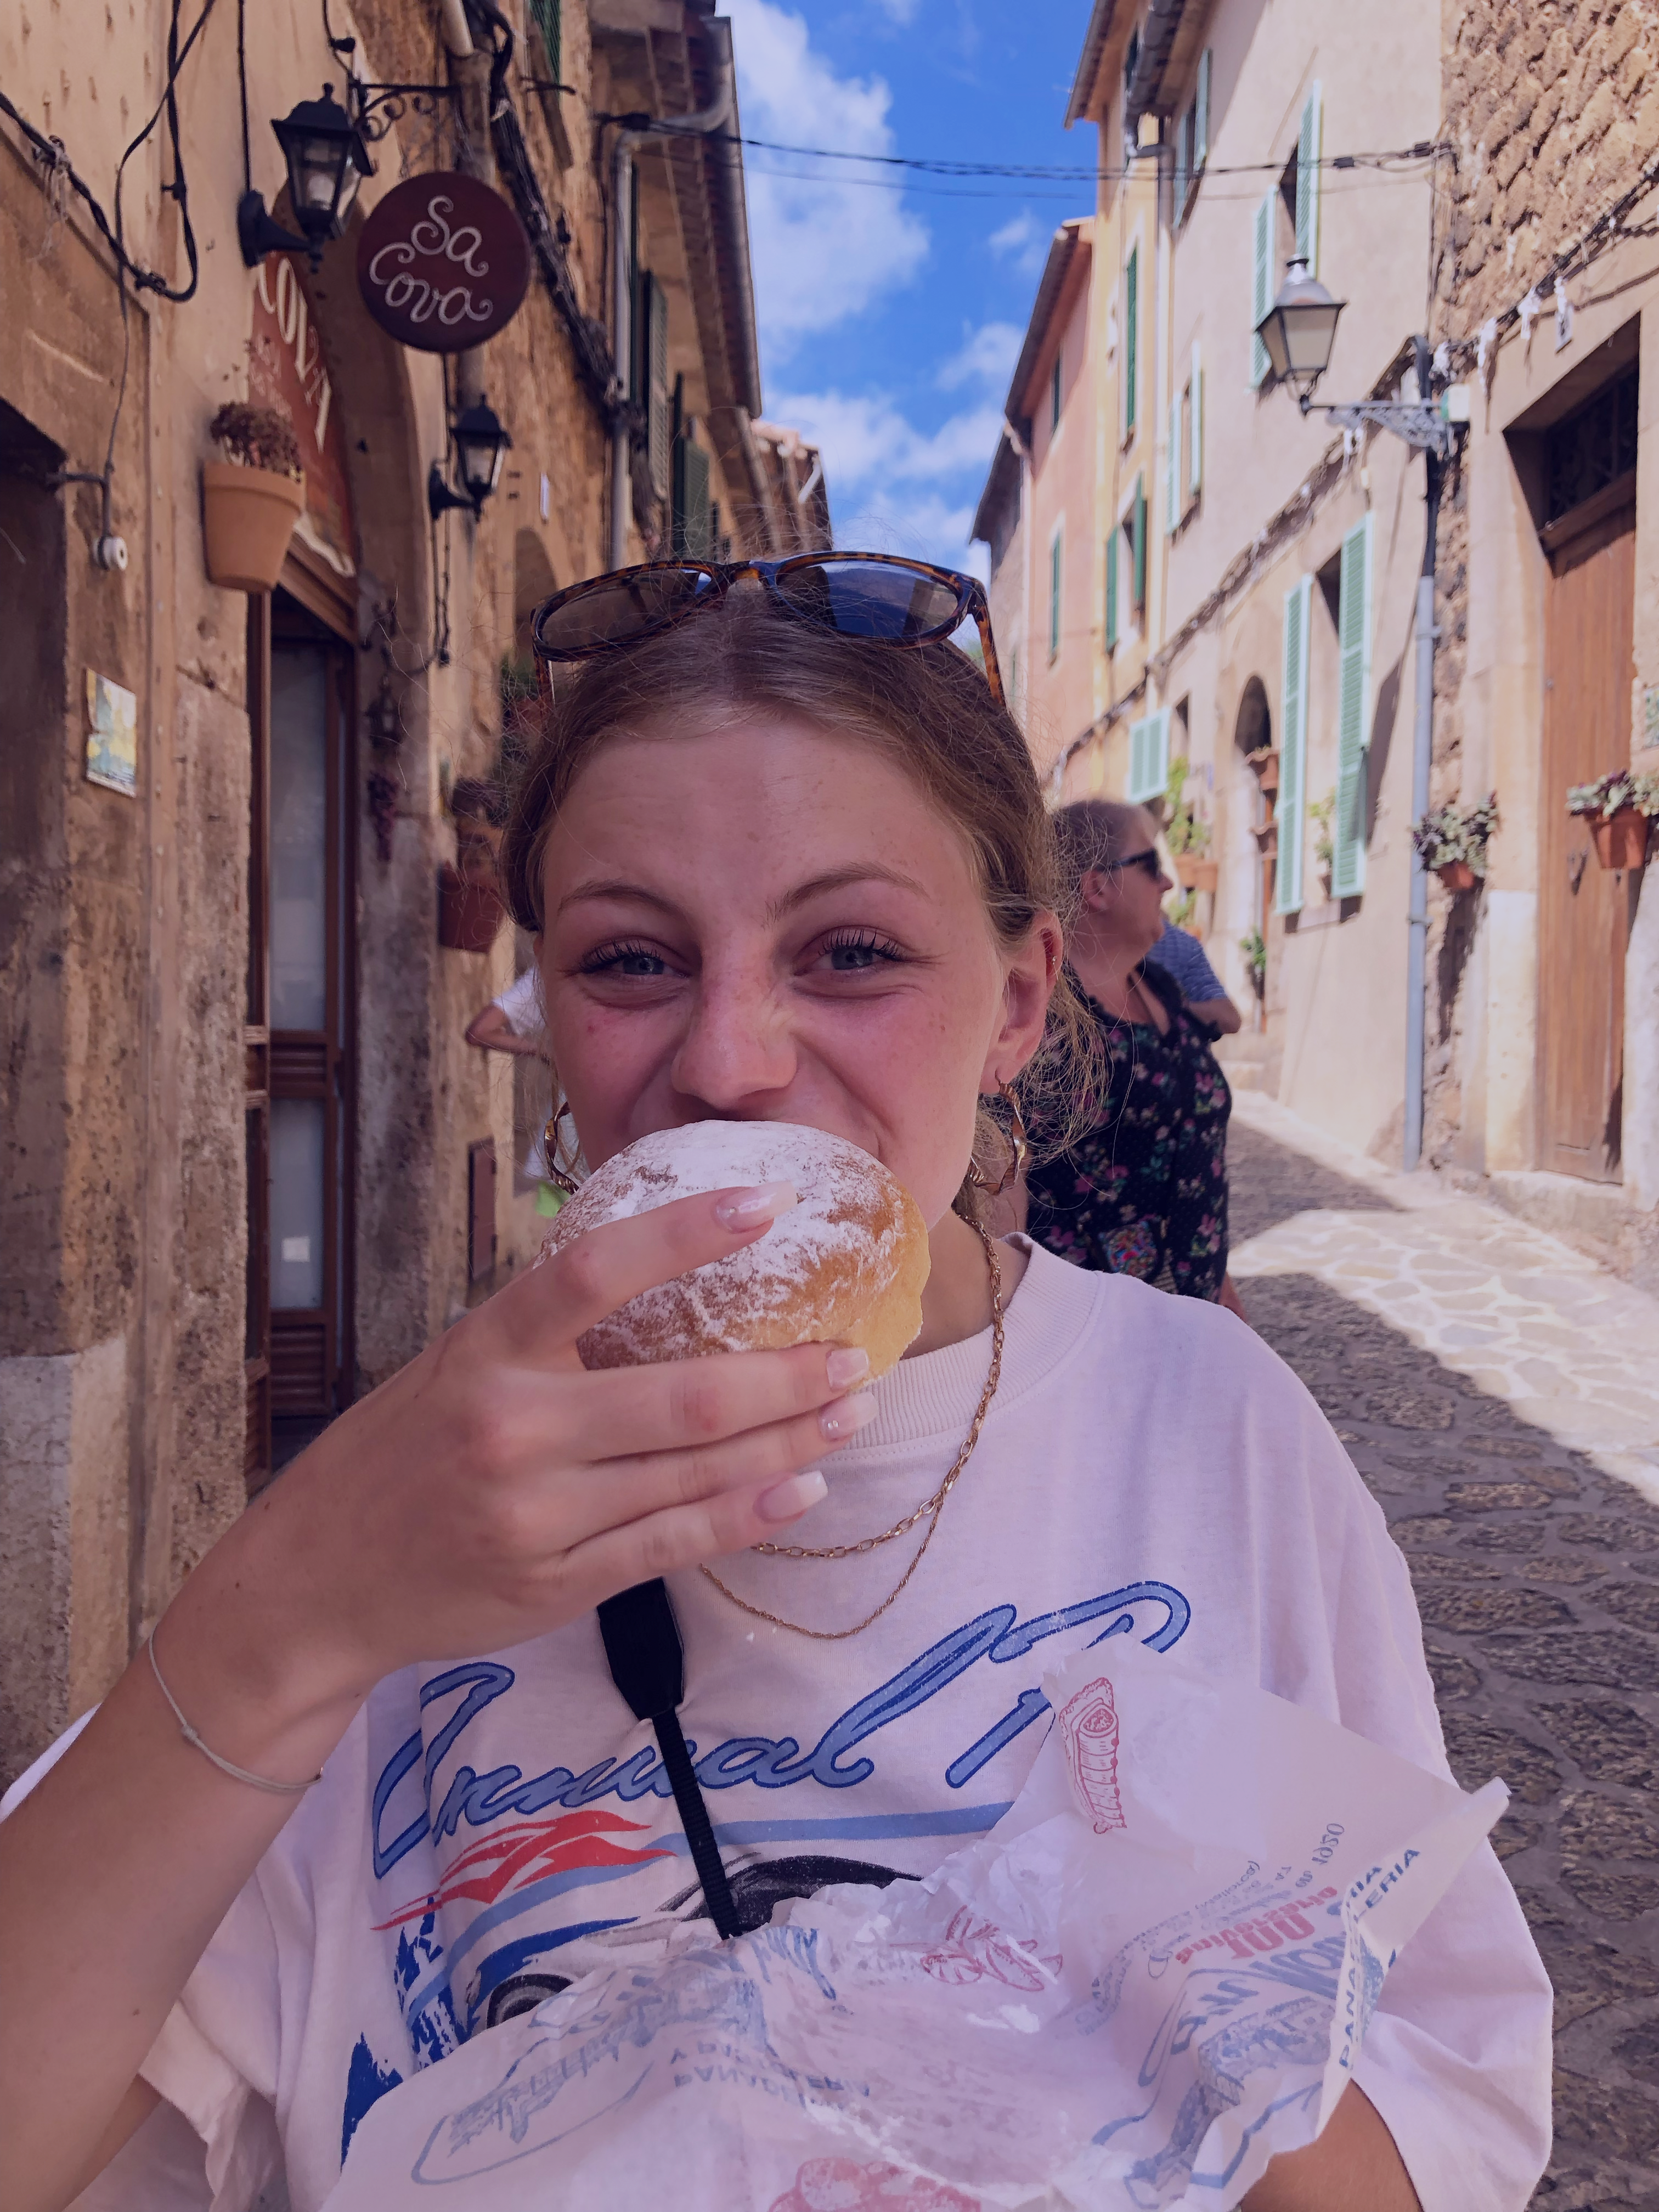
[1428,0,1659,1201]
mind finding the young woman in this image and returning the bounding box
[1,560,1548,2212]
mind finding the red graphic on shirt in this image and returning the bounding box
[1058,1675,1127,1835]
[371,1808,671,1929]
[769,2157,980,2211]
[917,1907,1062,1992]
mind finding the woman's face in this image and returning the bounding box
[1085,806,1172,956]
[536,716,1058,1227]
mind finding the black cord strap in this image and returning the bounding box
[597,1578,741,1942]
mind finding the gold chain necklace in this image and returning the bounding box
[698,1216,1006,1641]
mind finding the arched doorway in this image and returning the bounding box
[1234,677,1273,1023]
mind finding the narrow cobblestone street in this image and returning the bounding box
[1228,1094,1659,2209]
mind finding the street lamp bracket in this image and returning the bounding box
[1312,399,1457,461]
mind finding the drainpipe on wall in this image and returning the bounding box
[608,59,734,571]
[1403,335,1445,1171]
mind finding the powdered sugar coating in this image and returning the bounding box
[544,1121,930,1375]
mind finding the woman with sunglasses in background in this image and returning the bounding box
[2,558,1545,2212]
[1024,799,1241,1309]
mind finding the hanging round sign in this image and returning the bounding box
[355,172,531,352]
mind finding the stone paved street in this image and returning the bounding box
[1227,1093,1659,2209]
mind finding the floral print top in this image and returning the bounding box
[1025,963,1232,1300]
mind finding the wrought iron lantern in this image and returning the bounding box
[1254,258,1347,411]
[427,400,513,520]
[238,85,374,270]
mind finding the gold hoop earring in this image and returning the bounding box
[541,1096,583,1196]
[966,1079,1030,1198]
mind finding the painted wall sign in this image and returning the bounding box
[355,174,531,353]
[85,670,138,797]
[249,256,357,578]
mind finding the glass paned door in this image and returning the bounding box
[246,595,354,1486]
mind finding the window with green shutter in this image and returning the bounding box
[1105,529,1119,651]
[1125,246,1138,435]
[528,0,561,84]
[1188,341,1203,495]
[1132,475,1147,609]
[1251,194,1273,388]
[1296,84,1323,272]
[1275,577,1311,913]
[1195,48,1211,171]
[1051,351,1063,432]
[1127,707,1171,804]
[1048,528,1062,661]
[1165,397,1180,534]
[633,274,670,498]
[1333,515,1372,898]
[672,435,713,557]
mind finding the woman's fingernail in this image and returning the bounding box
[757,1469,828,1522]
[820,1390,877,1441]
[825,1345,870,1389]
[713,1180,798,1229]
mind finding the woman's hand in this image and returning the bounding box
[165,1180,867,1762]
[1,1181,867,2212]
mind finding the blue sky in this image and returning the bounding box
[724,0,1098,576]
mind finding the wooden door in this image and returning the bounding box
[245,589,356,1489]
[1538,494,1635,1181]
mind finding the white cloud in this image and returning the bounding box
[769,387,1004,570]
[937,319,1022,393]
[988,210,1049,277]
[725,0,929,356]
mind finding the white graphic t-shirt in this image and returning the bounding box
[34,1246,1550,2212]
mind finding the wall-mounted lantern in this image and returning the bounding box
[239,86,374,270]
[427,399,513,520]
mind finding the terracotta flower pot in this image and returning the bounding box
[438,863,504,952]
[202,461,305,592]
[1248,748,1280,796]
[1174,854,1218,891]
[1589,808,1651,871]
[1251,821,1278,858]
[1435,859,1478,891]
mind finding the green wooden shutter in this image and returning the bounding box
[1275,577,1311,913]
[1127,707,1171,804]
[647,276,670,498]
[1251,193,1273,388]
[1195,48,1211,170]
[672,434,712,557]
[1188,341,1203,494]
[1132,475,1147,608]
[1165,397,1180,532]
[1125,246,1138,433]
[1051,352,1063,432]
[1296,84,1323,272]
[1333,515,1373,898]
[1173,112,1188,223]
[1048,529,1062,659]
[1105,528,1119,650]
[528,0,561,82]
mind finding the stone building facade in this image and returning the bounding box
[0,0,825,1786]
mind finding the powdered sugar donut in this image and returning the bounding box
[545,1120,930,1376]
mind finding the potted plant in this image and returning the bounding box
[204,404,305,592]
[1163,754,1218,890]
[1240,928,1267,1000]
[1411,793,1499,891]
[438,775,506,952]
[1245,744,1280,796]
[1567,769,1658,871]
[1308,793,1336,899]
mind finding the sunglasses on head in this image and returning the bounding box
[530,552,1005,708]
